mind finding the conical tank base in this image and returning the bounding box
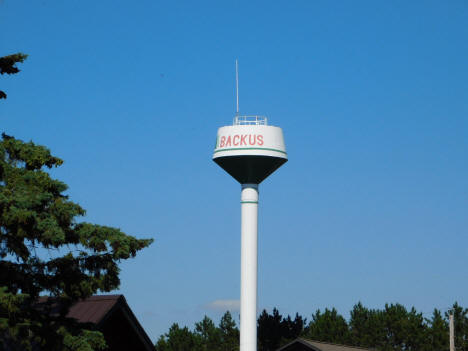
[214,155,287,184]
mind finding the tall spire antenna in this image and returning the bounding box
[236,59,239,115]
[450,311,455,351]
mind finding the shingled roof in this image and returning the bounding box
[36,294,155,351]
[277,338,376,351]
[63,295,122,325]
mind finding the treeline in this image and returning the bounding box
[155,302,468,351]
[155,311,239,351]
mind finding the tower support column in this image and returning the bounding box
[240,183,259,351]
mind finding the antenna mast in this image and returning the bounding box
[236,59,239,115]
[450,311,455,351]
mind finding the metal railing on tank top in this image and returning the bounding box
[233,115,268,126]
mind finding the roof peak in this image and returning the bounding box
[300,338,376,351]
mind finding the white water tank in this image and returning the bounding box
[213,115,287,184]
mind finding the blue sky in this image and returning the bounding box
[1,0,467,342]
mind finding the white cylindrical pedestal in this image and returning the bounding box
[240,184,259,351]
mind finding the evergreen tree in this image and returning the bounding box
[381,303,409,351]
[281,313,306,342]
[305,308,350,344]
[351,303,431,351]
[447,302,468,351]
[257,308,305,350]
[155,313,240,351]
[349,302,368,346]
[405,307,429,351]
[379,303,428,351]
[0,134,153,350]
[257,308,283,351]
[157,303,468,351]
[155,323,199,351]
[0,53,28,99]
[219,311,239,351]
[428,309,448,351]
[349,302,386,348]
[195,316,222,351]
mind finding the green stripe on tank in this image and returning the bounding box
[241,201,259,204]
[213,147,287,155]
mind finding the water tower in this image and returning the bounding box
[212,62,287,351]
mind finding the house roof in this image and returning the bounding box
[36,294,122,325]
[277,338,375,351]
[64,294,122,325]
[36,294,155,351]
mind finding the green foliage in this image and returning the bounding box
[61,328,107,351]
[219,311,240,351]
[0,53,28,99]
[310,302,461,351]
[0,134,153,350]
[155,313,240,351]
[257,308,284,351]
[349,302,386,348]
[195,316,222,351]
[158,302,468,351]
[255,308,306,351]
[428,309,448,351]
[379,304,427,351]
[447,302,468,351]
[155,323,200,351]
[282,313,306,341]
[305,308,349,344]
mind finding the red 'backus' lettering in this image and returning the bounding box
[257,135,263,145]
[240,135,247,146]
[218,134,264,148]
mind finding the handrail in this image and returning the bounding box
[233,115,268,126]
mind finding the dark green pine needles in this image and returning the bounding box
[0,53,28,99]
[0,134,153,351]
